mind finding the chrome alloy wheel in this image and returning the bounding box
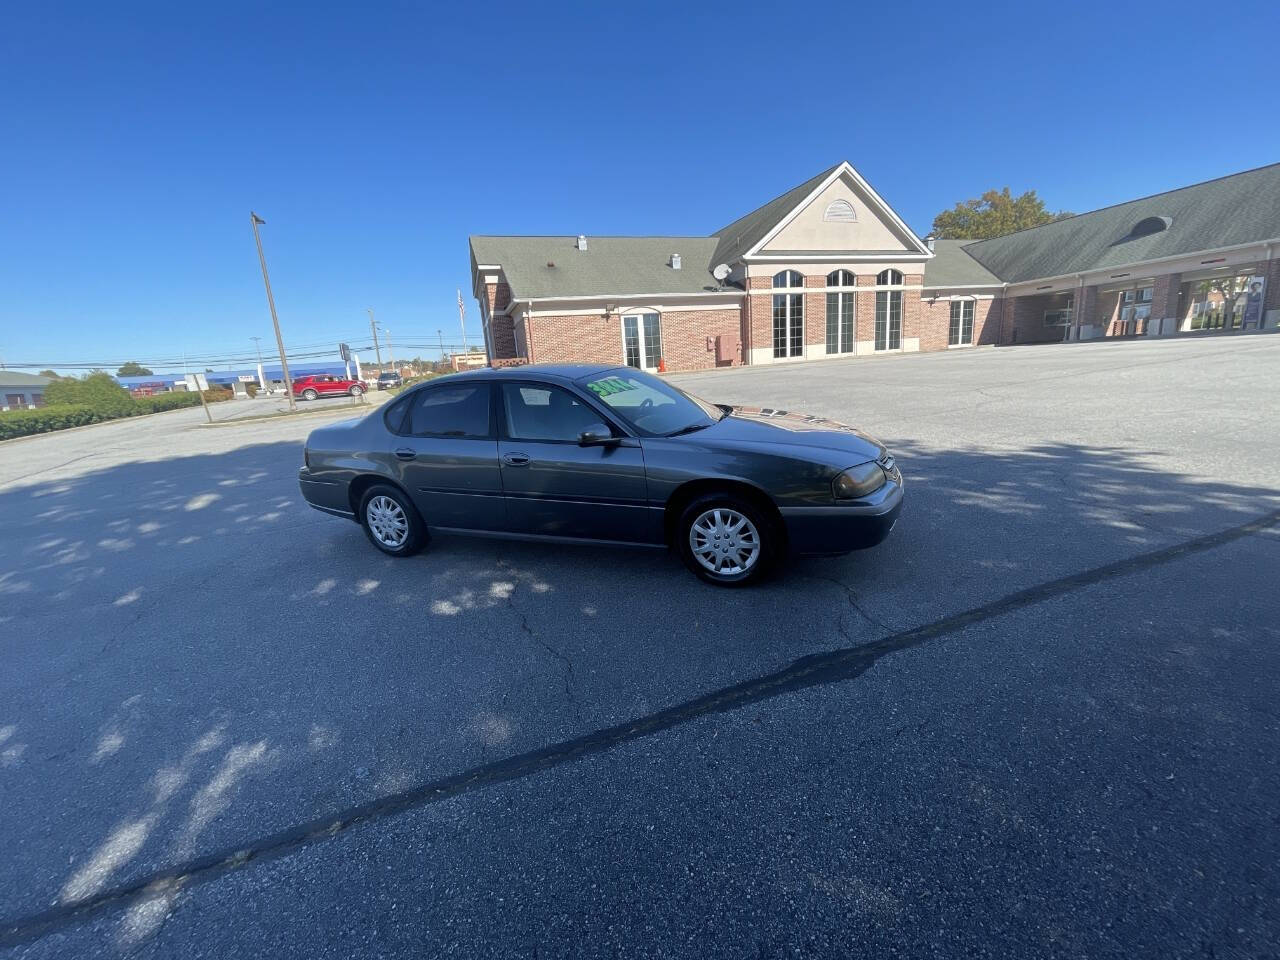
[688,508,760,576]
[366,495,409,548]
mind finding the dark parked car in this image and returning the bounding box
[293,374,367,400]
[376,371,403,390]
[298,365,902,585]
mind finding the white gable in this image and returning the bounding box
[757,166,928,256]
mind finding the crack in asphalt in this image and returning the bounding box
[807,573,893,633]
[508,597,582,725]
[3,505,1278,948]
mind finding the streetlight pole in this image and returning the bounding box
[368,308,383,370]
[438,329,445,365]
[249,336,266,391]
[250,212,295,412]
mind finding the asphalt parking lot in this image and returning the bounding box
[2,335,1278,959]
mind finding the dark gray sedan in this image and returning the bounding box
[298,364,902,585]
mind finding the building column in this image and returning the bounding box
[1263,256,1280,328]
[1072,284,1097,340]
[1150,273,1182,336]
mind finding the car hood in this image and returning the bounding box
[697,406,886,461]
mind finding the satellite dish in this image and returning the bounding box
[712,263,731,282]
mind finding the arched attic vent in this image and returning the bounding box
[1128,215,1172,238]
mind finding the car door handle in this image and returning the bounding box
[502,452,531,467]
[394,448,416,461]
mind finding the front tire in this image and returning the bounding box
[349,385,364,397]
[677,493,775,586]
[359,484,426,557]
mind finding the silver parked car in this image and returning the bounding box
[298,365,902,585]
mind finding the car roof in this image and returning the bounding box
[390,364,634,400]
[445,363,624,383]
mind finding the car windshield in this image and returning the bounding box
[581,369,724,437]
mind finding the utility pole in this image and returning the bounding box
[250,212,295,412]
[368,308,383,370]
[250,336,266,391]
[438,329,445,365]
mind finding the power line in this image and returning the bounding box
[4,340,482,371]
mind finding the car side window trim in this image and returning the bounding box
[497,380,630,444]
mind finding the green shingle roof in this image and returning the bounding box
[921,240,1002,288]
[708,163,843,268]
[470,236,724,299]
[473,162,1280,302]
[962,162,1280,283]
[0,372,52,386]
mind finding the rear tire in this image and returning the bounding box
[302,388,318,401]
[676,493,775,586]
[359,484,427,557]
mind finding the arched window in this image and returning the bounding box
[823,199,857,223]
[826,271,855,355]
[948,298,975,346]
[874,270,903,351]
[772,271,804,358]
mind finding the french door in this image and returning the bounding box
[826,291,854,354]
[773,293,803,358]
[622,313,662,370]
[875,290,902,351]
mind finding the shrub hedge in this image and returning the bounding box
[0,404,102,440]
[0,378,233,441]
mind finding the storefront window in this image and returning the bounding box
[1179,271,1267,332]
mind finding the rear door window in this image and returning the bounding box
[406,384,492,438]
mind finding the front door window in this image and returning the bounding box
[622,313,662,370]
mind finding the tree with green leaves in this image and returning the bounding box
[44,371,136,415]
[116,361,154,376]
[37,369,60,379]
[931,188,1073,240]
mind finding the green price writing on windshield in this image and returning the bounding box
[587,377,637,397]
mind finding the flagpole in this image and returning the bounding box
[457,290,468,354]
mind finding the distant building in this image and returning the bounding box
[1,372,51,410]
[470,161,1280,372]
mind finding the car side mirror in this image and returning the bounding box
[578,424,618,446]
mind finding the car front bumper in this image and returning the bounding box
[779,478,903,557]
[298,468,355,519]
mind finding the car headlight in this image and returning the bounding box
[832,462,886,500]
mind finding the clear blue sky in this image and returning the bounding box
[4,0,1278,371]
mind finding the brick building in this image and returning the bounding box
[470,161,1280,372]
